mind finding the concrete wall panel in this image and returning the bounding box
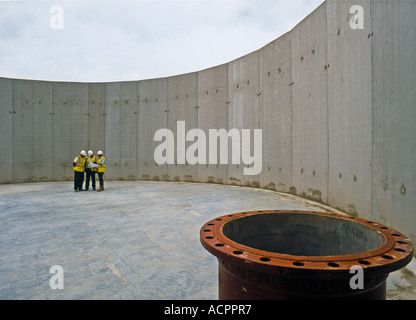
[327,0,372,218]
[138,78,168,181]
[227,51,260,187]
[291,3,328,203]
[197,64,229,184]
[371,0,416,240]
[0,78,13,184]
[167,73,199,182]
[259,34,293,192]
[12,80,53,183]
[87,83,106,155]
[105,81,139,181]
[52,82,88,181]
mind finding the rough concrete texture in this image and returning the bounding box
[0,0,415,298]
[0,181,414,300]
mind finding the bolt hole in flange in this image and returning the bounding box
[200,210,413,300]
[327,262,340,268]
[382,255,394,260]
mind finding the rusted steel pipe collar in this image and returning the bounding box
[200,210,413,300]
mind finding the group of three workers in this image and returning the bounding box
[73,150,106,192]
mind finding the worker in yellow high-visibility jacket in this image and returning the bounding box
[85,150,98,190]
[73,150,87,192]
[96,150,106,192]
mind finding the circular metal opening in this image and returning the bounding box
[222,213,383,256]
[201,210,413,300]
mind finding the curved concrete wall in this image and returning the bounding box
[1,1,415,246]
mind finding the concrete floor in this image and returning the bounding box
[0,181,415,300]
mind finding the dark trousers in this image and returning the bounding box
[74,171,84,191]
[85,169,96,190]
[98,172,104,187]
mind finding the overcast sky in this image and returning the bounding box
[0,0,324,82]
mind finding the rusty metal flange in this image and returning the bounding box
[200,210,413,299]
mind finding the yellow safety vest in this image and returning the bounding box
[97,156,106,173]
[74,155,86,172]
[86,155,98,172]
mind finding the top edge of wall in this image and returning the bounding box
[0,0,328,84]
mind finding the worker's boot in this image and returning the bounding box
[97,185,104,192]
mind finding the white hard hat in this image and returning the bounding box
[81,150,87,156]
[97,150,103,155]
[88,150,93,156]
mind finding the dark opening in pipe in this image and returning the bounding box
[222,213,382,256]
